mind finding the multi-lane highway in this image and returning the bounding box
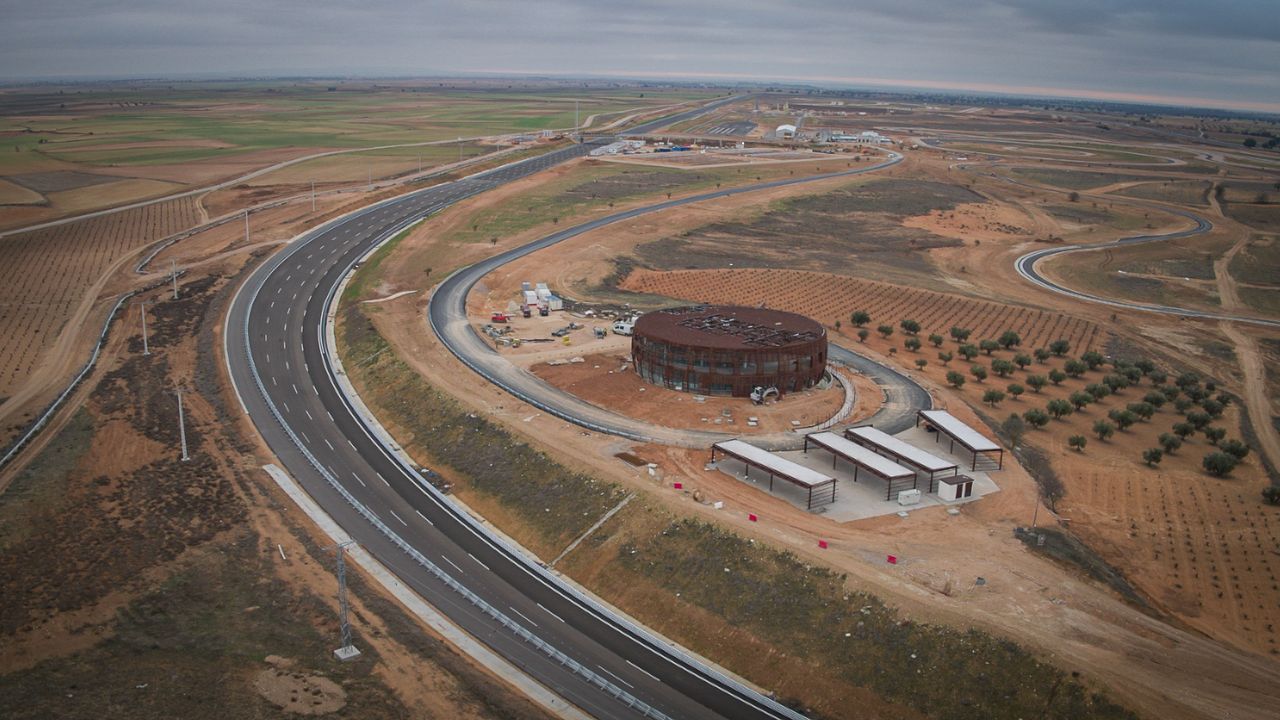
[226,102,817,720]
[427,149,928,451]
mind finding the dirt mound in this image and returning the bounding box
[254,661,347,715]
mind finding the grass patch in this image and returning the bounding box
[0,529,407,720]
[1228,237,1280,287]
[0,408,95,551]
[1011,169,1149,190]
[1013,527,1149,609]
[619,518,1137,720]
[1112,180,1210,206]
[339,304,626,553]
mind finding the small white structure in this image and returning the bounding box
[776,124,797,139]
[897,489,922,506]
[938,475,975,502]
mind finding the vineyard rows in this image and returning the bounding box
[624,268,1104,353]
[1074,469,1279,656]
[0,197,201,398]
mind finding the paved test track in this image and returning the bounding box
[1003,178,1280,329]
[428,149,932,451]
[227,99,826,720]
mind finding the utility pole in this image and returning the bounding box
[244,209,249,245]
[417,153,421,174]
[311,180,316,212]
[139,299,151,356]
[175,387,190,461]
[575,99,579,142]
[367,167,372,191]
[170,260,179,300]
[331,541,361,661]
[457,136,463,163]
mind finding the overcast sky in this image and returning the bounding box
[2,0,1277,113]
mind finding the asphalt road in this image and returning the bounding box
[428,149,932,450]
[1006,183,1280,329]
[226,104,814,720]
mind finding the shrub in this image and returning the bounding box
[1092,420,1115,440]
[998,330,1021,349]
[1023,409,1050,429]
[1014,353,1032,370]
[1127,402,1155,421]
[904,337,922,352]
[1102,374,1129,392]
[1068,435,1088,452]
[900,319,921,335]
[979,339,1000,355]
[1142,448,1164,467]
[857,328,869,343]
[1263,486,1280,506]
[1033,348,1051,364]
[1186,411,1211,430]
[1049,339,1070,357]
[949,326,971,342]
[1046,399,1073,419]
[928,333,944,348]
[1203,451,1238,477]
[1158,433,1182,454]
[1085,382,1110,400]
[1202,426,1227,445]
[1200,399,1224,418]
[1002,414,1026,448]
[1026,375,1048,393]
[1063,359,1087,378]
[958,344,979,360]
[991,359,1015,377]
[1007,383,1025,400]
[1172,422,1195,439]
[1048,369,1067,386]
[1108,408,1137,431]
[914,358,928,371]
[970,364,988,382]
[982,389,1006,407]
[851,310,870,327]
[1220,439,1249,460]
[877,324,894,339]
[1081,350,1105,369]
[946,371,966,389]
[1143,391,1166,408]
[1069,391,1093,410]
[937,351,953,366]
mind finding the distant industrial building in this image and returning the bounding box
[631,305,827,397]
[827,130,891,144]
[775,123,797,139]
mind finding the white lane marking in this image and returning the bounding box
[348,439,358,451]
[414,509,433,525]
[282,401,290,414]
[377,472,390,487]
[304,409,313,421]
[292,383,299,395]
[326,410,334,422]
[389,509,407,526]
[285,360,290,371]
[271,376,277,386]
[599,665,635,689]
[301,431,311,444]
[351,472,366,487]
[266,353,271,364]
[269,301,274,309]
[537,603,565,623]
[442,556,465,575]
[324,438,335,450]
[468,553,490,571]
[626,660,661,683]
[511,607,540,628]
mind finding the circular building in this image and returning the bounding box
[631,305,827,397]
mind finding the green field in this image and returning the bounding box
[1,82,718,176]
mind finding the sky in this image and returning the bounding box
[1,0,1277,113]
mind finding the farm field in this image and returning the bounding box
[621,268,1106,353]
[0,81,717,225]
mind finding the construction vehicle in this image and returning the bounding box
[491,312,511,323]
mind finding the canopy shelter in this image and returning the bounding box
[844,426,959,493]
[710,439,837,510]
[915,410,1004,471]
[803,432,915,502]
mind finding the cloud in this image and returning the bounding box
[0,0,1275,112]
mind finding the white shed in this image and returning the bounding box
[938,474,975,502]
[776,124,797,139]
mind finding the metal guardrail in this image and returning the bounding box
[241,171,676,720]
[0,292,135,470]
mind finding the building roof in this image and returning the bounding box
[713,440,834,487]
[806,432,915,480]
[776,124,797,133]
[918,410,1000,453]
[844,426,957,473]
[634,305,825,350]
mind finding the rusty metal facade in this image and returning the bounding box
[631,306,828,397]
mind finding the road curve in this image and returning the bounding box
[1011,191,1280,329]
[428,150,933,450]
[227,100,815,720]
